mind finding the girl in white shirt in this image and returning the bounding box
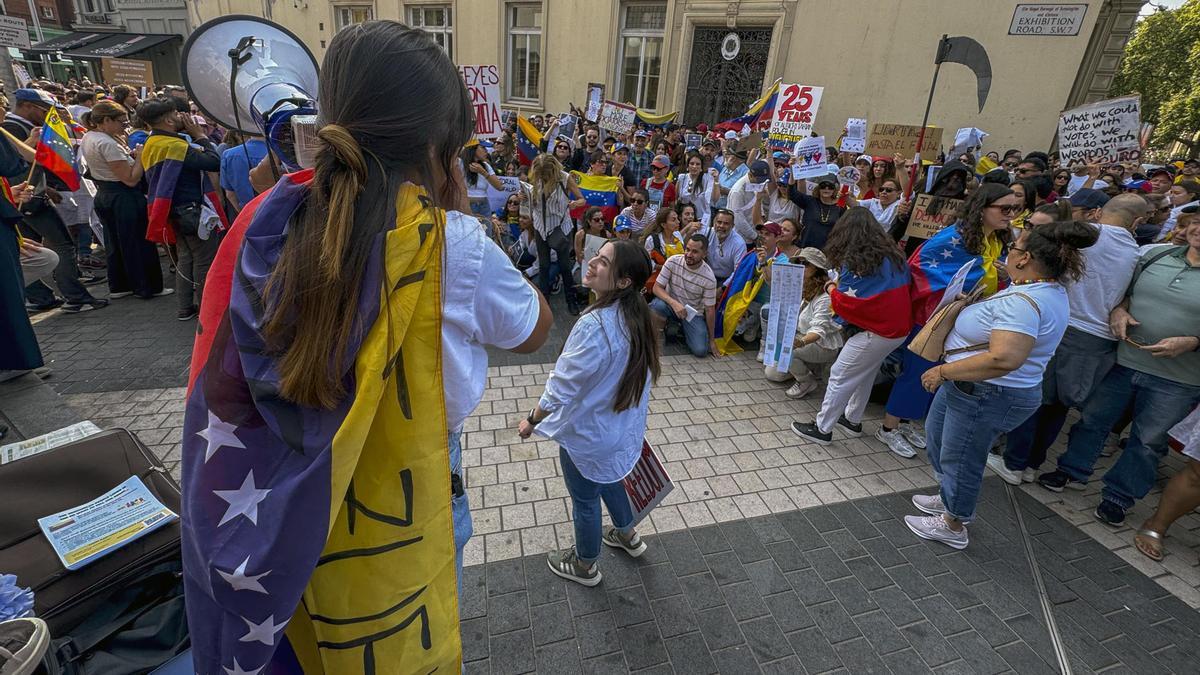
[518,239,661,586]
[676,151,720,227]
[850,178,904,229]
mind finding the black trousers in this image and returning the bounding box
[94,181,164,298]
[1,225,43,370]
[22,202,94,305]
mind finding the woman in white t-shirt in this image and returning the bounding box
[849,177,904,229]
[461,141,504,217]
[675,151,720,226]
[904,221,1100,550]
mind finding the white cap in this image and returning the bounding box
[724,130,738,140]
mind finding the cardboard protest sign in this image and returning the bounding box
[768,84,824,151]
[458,64,502,139]
[1057,95,1141,166]
[905,194,963,240]
[840,118,867,153]
[585,83,605,122]
[734,131,765,155]
[791,136,828,180]
[101,58,154,89]
[866,124,943,158]
[622,440,675,527]
[486,175,523,213]
[598,100,637,135]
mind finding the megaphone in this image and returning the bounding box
[181,15,320,171]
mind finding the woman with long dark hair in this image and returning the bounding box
[676,150,719,227]
[180,22,551,672]
[906,221,1098,549]
[518,239,661,585]
[791,208,912,445]
[460,140,504,217]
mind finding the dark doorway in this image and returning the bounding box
[682,26,773,125]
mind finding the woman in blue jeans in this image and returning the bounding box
[518,239,661,585]
[906,220,1099,549]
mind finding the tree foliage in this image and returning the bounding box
[1111,0,1200,149]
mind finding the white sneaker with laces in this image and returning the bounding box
[897,423,927,449]
[1022,468,1036,483]
[875,427,917,458]
[756,348,764,363]
[911,493,946,516]
[904,514,969,549]
[786,380,818,399]
[985,453,1023,486]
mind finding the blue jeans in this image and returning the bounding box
[1054,365,1200,510]
[449,431,473,594]
[559,447,634,563]
[649,297,709,357]
[925,381,1041,522]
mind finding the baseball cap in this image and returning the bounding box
[696,123,709,133]
[855,154,872,165]
[14,88,55,107]
[724,130,738,140]
[634,129,649,138]
[748,160,770,181]
[1068,188,1110,210]
[1122,179,1152,193]
[795,247,829,270]
[701,138,718,148]
[1149,166,1175,179]
[756,221,783,236]
[612,143,629,153]
[651,155,671,169]
[614,214,633,232]
[816,178,837,189]
[771,150,790,162]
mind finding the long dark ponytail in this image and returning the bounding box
[585,239,661,412]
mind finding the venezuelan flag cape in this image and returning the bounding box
[515,116,543,166]
[141,132,230,244]
[830,258,912,339]
[713,251,767,355]
[181,173,461,674]
[908,223,1003,326]
[714,80,780,134]
[570,170,621,223]
[34,107,80,191]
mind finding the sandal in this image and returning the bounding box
[1134,526,1165,562]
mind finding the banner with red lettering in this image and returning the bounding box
[459,64,503,139]
[621,440,675,527]
[767,83,824,151]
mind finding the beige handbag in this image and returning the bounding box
[908,286,1041,362]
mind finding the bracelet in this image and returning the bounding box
[526,409,540,427]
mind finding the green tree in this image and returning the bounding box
[1111,0,1200,151]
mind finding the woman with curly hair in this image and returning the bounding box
[875,184,1016,458]
[791,208,912,445]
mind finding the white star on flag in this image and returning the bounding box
[940,249,954,259]
[926,260,940,269]
[239,614,288,646]
[842,287,858,297]
[216,556,270,594]
[223,658,262,675]
[214,471,271,527]
[197,410,246,463]
[950,236,961,246]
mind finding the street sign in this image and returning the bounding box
[0,16,31,50]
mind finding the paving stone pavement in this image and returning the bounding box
[460,479,1200,674]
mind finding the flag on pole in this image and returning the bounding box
[714,80,781,134]
[34,107,80,191]
[515,116,543,166]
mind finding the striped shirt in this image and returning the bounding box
[531,170,572,237]
[656,254,718,309]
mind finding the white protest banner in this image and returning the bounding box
[840,118,867,153]
[583,233,607,268]
[585,83,605,122]
[1057,95,1141,166]
[931,260,976,316]
[485,175,523,213]
[950,127,988,158]
[598,100,637,135]
[0,16,30,50]
[768,84,823,151]
[763,262,805,372]
[790,136,828,180]
[458,64,503,139]
[622,440,675,527]
[12,63,31,88]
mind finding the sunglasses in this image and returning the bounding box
[877,187,897,193]
[653,165,667,171]
[589,216,603,222]
[1015,168,1036,175]
[990,204,1022,215]
[629,199,646,205]
[1003,163,1018,169]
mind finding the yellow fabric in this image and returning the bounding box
[635,109,679,126]
[980,232,1002,296]
[975,156,998,175]
[139,131,189,169]
[1010,210,1030,231]
[714,262,770,356]
[285,184,460,673]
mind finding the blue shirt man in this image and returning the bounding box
[219,137,270,210]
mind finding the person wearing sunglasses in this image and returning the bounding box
[845,177,905,229]
[1013,156,1046,181]
[875,184,1016,460]
[618,187,655,235]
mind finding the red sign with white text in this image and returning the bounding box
[622,440,675,527]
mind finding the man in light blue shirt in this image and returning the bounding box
[219,136,270,211]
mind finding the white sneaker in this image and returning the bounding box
[756,349,764,363]
[911,493,946,516]
[109,291,134,299]
[904,514,969,550]
[897,423,927,449]
[875,427,917,458]
[786,380,818,399]
[1022,468,1036,483]
[985,453,1023,486]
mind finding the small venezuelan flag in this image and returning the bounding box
[34,107,80,191]
[570,171,621,223]
[515,116,543,166]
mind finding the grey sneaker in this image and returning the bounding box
[904,514,969,550]
[0,617,50,675]
[602,525,647,558]
[898,423,927,449]
[876,427,917,458]
[547,546,601,586]
[911,493,947,517]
